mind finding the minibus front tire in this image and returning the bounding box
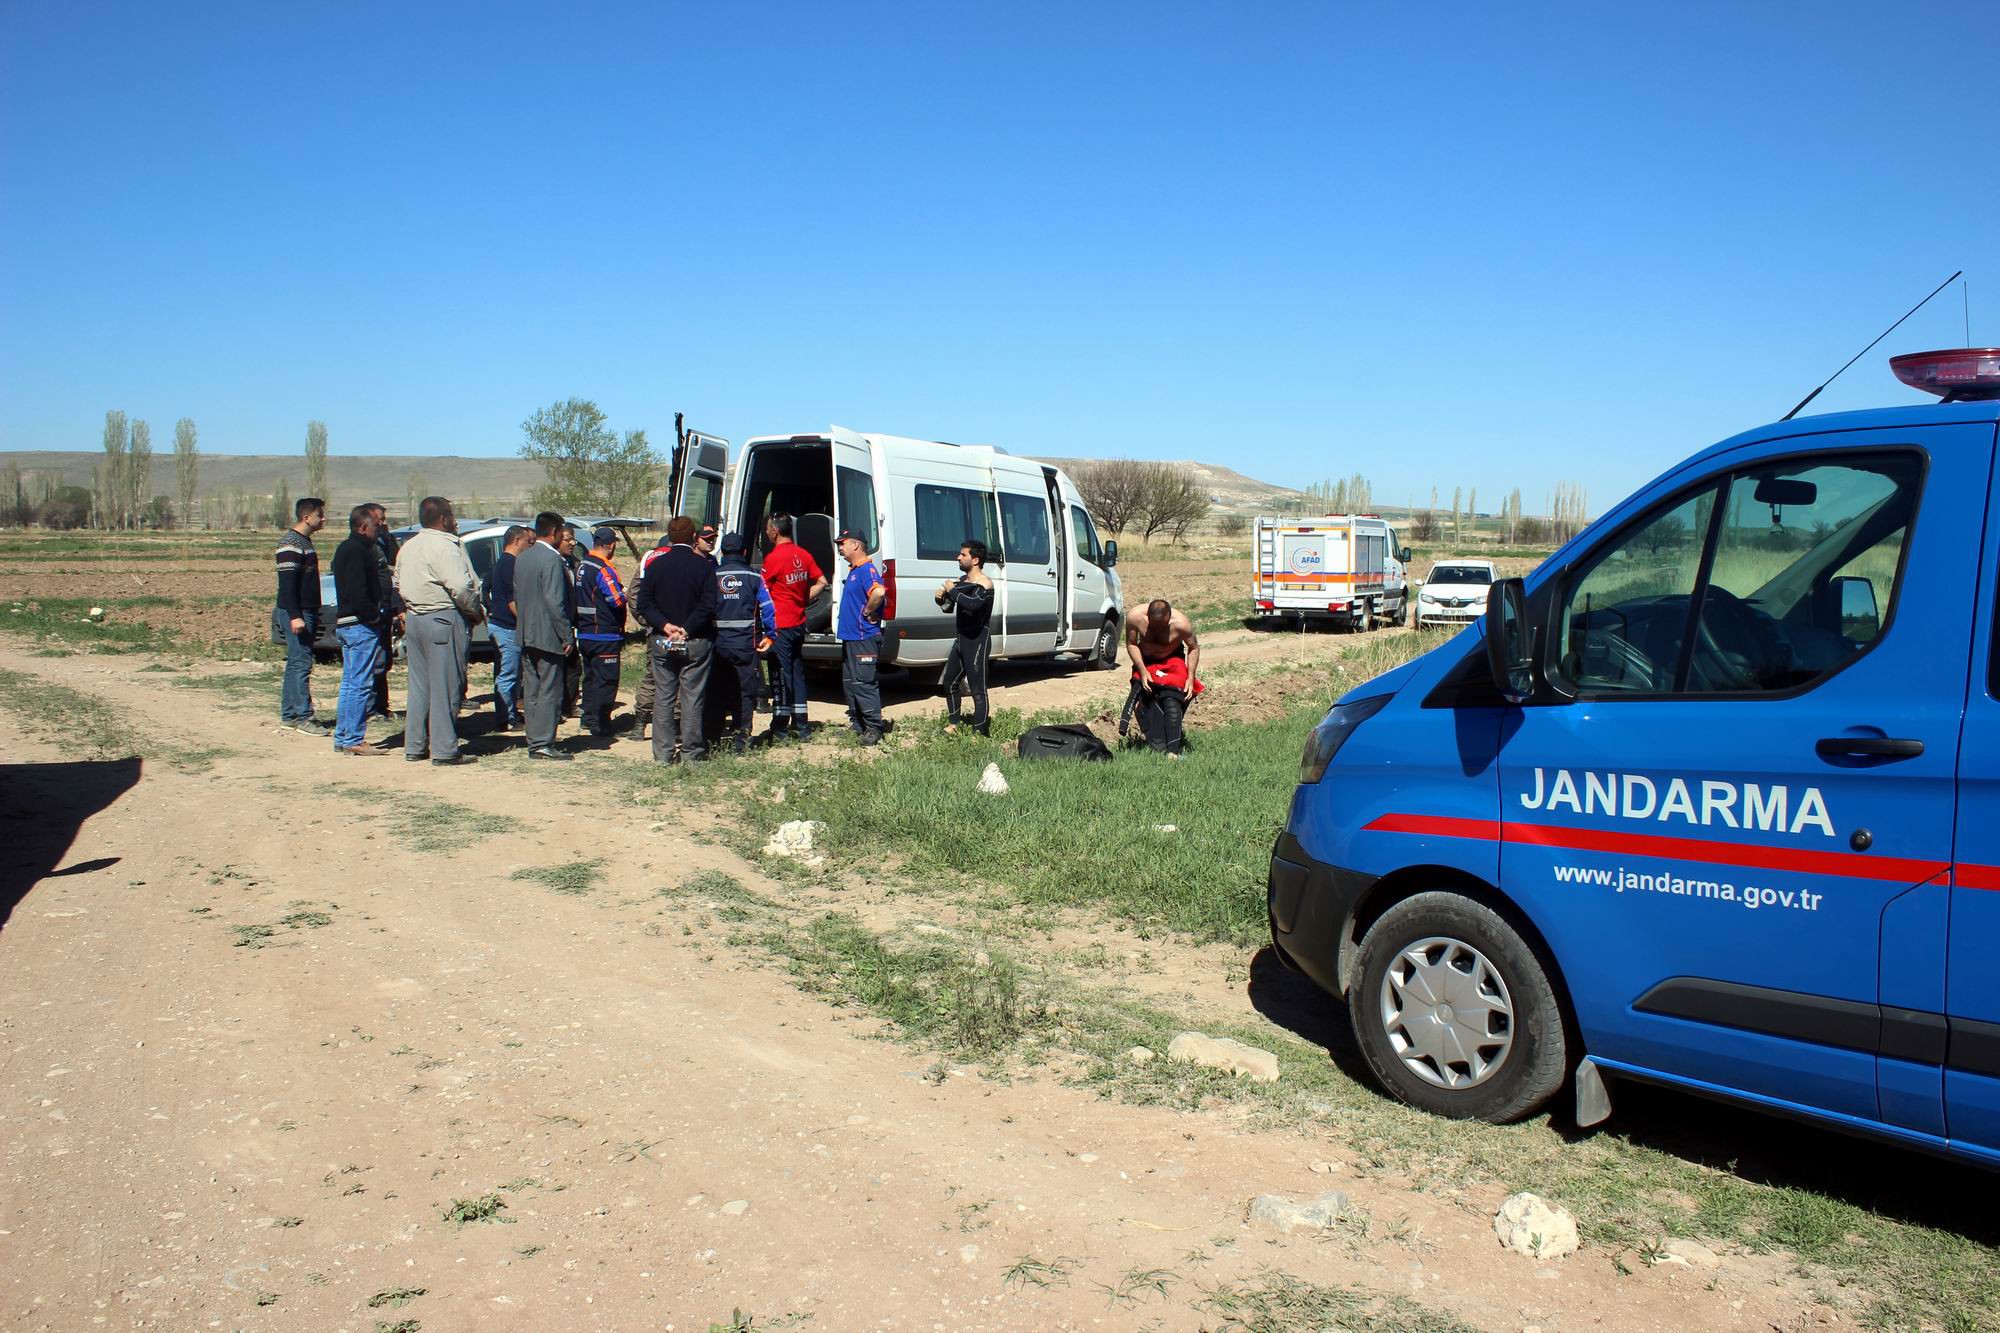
[1348,891,1568,1123]
[1091,617,1119,669]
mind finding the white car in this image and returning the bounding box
[1413,558,1497,630]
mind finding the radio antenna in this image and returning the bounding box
[1781,269,1963,421]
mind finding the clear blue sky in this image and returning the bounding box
[1,2,1991,515]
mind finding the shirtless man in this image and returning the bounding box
[1123,598,1199,756]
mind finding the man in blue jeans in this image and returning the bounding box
[485,525,530,729]
[835,528,888,745]
[273,496,328,735]
[330,505,391,756]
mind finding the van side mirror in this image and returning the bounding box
[1833,574,1879,641]
[1102,539,1118,568]
[1398,546,1412,563]
[1484,577,1533,703]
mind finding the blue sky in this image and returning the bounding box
[1,2,1991,514]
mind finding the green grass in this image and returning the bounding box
[0,594,276,659]
[738,633,1436,942]
[0,663,234,770]
[440,1193,509,1225]
[1196,1272,1480,1333]
[511,859,601,896]
[756,914,1052,1059]
[367,1287,427,1309]
[331,787,510,853]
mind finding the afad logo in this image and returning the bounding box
[1291,547,1325,574]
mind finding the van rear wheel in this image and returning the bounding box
[1348,891,1567,1123]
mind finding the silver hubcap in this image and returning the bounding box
[1379,935,1515,1090]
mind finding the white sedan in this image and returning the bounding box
[1413,559,1498,630]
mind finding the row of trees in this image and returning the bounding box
[1070,459,1211,543]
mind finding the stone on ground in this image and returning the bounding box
[761,820,826,866]
[976,762,1009,795]
[1493,1191,1579,1261]
[1166,1031,1280,1082]
[1248,1190,1349,1233]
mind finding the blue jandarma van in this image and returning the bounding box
[1269,348,2000,1165]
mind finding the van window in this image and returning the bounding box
[837,466,878,552]
[1555,451,1921,697]
[683,474,721,530]
[1070,504,1100,565]
[1685,454,1918,693]
[999,492,1051,566]
[915,484,998,561]
[467,536,498,583]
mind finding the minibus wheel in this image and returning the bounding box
[1348,891,1567,1123]
[1090,617,1119,669]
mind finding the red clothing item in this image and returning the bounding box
[1134,655,1203,697]
[761,542,824,630]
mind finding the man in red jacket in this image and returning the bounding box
[760,512,827,741]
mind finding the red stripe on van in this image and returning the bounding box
[1361,813,1949,884]
[1955,862,2000,891]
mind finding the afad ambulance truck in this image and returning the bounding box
[1252,514,1411,630]
[1268,347,2000,1165]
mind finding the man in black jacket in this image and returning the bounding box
[936,539,995,735]
[331,505,392,756]
[634,515,717,763]
[365,501,401,721]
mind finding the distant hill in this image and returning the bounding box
[1,448,1417,526]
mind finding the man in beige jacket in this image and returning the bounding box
[393,496,484,765]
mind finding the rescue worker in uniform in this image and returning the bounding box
[935,539,995,735]
[713,531,778,753]
[626,534,672,742]
[576,526,629,736]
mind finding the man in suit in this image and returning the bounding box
[633,515,718,763]
[514,510,576,762]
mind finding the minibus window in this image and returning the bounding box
[837,466,879,552]
[915,484,998,561]
[1686,454,1918,693]
[1070,505,1101,565]
[1557,486,1717,694]
[999,493,1052,565]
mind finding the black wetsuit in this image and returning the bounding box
[937,577,995,733]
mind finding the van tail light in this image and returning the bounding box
[881,559,898,620]
[1256,599,1275,610]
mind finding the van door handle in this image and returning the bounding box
[1815,736,1924,760]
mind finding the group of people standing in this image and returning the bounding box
[274,496,1194,760]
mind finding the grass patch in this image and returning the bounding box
[757,913,1051,1059]
[1197,1271,1479,1333]
[511,859,601,896]
[440,1193,510,1225]
[0,664,238,770]
[367,1286,426,1309]
[330,787,509,853]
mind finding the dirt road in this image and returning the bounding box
[0,641,1849,1332]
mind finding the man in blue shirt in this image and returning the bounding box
[835,528,887,746]
[485,525,530,729]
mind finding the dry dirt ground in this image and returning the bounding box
[0,628,1862,1333]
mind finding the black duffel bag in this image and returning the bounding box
[1017,723,1112,762]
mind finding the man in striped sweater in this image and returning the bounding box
[272,496,328,735]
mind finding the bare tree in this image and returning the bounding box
[272,480,292,530]
[3,459,25,526]
[174,418,199,530]
[128,420,153,527]
[1450,485,1463,544]
[1215,512,1248,538]
[100,410,128,529]
[519,397,658,515]
[1408,510,1441,542]
[305,420,329,503]
[1138,463,1209,543]
[405,471,425,525]
[1072,459,1149,538]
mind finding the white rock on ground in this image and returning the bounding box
[761,820,826,866]
[1248,1190,1349,1234]
[1660,1237,1722,1269]
[1127,1046,1155,1066]
[1166,1031,1280,1082]
[1492,1191,1579,1261]
[976,762,1009,795]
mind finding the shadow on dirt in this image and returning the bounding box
[1247,944,2000,1248]
[0,757,143,931]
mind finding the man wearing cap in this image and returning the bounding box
[760,512,826,741]
[695,524,720,569]
[712,531,777,753]
[576,526,630,736]
[633,515,718,762]
[835,528,888,746]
